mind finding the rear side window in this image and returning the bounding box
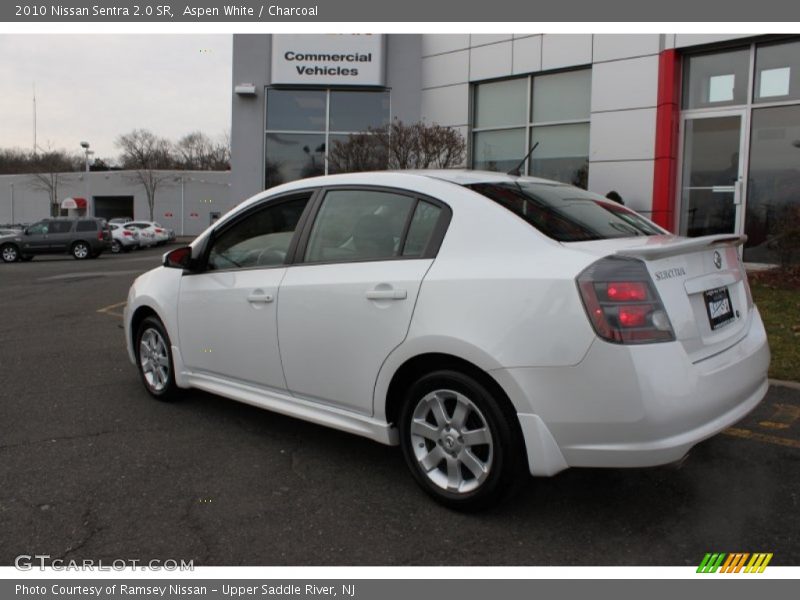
[76,220,97,232]
[403,201,442,257]
[49,221,73,234]
[466,182,663,241]
[304,190,415,263]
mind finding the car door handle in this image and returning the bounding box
[365,288,407,300]
[247,292,274,304]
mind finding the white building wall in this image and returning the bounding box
[0,170,231,237]
[419,33,667,216]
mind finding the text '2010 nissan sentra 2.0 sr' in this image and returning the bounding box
[124,170,769,510]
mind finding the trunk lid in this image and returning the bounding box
[567,234,752,362]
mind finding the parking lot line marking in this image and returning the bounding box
[723,427,800,449]
[97,301,127,318]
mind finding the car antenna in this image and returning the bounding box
[507,142,539,177]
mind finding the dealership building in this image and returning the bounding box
[231,33,800,263]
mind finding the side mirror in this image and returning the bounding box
[164,246,194,270]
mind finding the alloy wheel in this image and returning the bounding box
[1,245,18,262]
[409,389,494,494]
[139,328,170,393]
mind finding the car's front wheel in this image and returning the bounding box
[1,244,20,263]
[135,316,180,401]
[398,370,526,511]
[111,240,122,254]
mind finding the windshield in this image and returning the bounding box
[466,181,663,242]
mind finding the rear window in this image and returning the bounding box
[76,220,98,232]
[466,181,663,242]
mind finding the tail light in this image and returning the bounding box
[97,230,103,240]
[123,230,133,237]
[155,228,164,233]
[577,257,675,344]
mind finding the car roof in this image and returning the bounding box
[402,169,567,187]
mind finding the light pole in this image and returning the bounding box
[80,141,94,216]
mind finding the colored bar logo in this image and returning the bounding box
[697,553,773,573]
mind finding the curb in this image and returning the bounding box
[769,379,800,391]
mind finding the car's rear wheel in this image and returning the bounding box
[1,244,20,263]
[398,370,526,511]
[111,240,122,254]
[135,316,180,401]
[71,241,90,260]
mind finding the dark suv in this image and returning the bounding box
[0,218,112,263]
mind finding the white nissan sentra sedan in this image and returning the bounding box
[124,170,770,509]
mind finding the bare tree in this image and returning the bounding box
[28,150,82,217]
[175,131,231,171]
[328,120,466,174]
[116,129,175,221]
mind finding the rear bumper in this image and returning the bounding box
[496,308,770,475]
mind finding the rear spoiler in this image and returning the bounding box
[615,234,747,260]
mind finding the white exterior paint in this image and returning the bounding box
[125,170,769,483]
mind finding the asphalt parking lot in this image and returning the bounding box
[1,247,798,566]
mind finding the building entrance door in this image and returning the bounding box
[679,110,747,238]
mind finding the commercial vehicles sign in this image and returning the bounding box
[271,34,385,86]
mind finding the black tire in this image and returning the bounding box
[135,316,180,401]
[71,241,90,260]
[1,243,20,263]
[111,240,122,254]
[398,370,526,511]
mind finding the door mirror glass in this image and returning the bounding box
[164,246,193,270]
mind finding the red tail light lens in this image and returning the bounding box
[123,230,132,237]
[155,228,164,233]
[577,257,674,344]
[606,282,647,302]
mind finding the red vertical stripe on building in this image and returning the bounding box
[652,49,681,231]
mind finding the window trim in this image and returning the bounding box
[190,189,320,275]
[291,185,453,267]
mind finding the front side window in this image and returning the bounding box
[207,196,310,270]
[27,222,48,235]
[472,69,591,188]
[304,190,416,263]
[467,181,663,242]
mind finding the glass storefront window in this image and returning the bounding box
[473,78,528,128]
[265,133,326,188]
[744,105,800,264]
[531,69,591,123]
[755,39,800,103]
[266,89,326,131]
[472,129,526,173]
[265,88,390,187]
[529,123,590,188]
[682,48,750,109]
[472,69,591,187]
[329,90,391,132]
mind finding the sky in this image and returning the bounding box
[0,34,232,161]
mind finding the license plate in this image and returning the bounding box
[703,286,735,330]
